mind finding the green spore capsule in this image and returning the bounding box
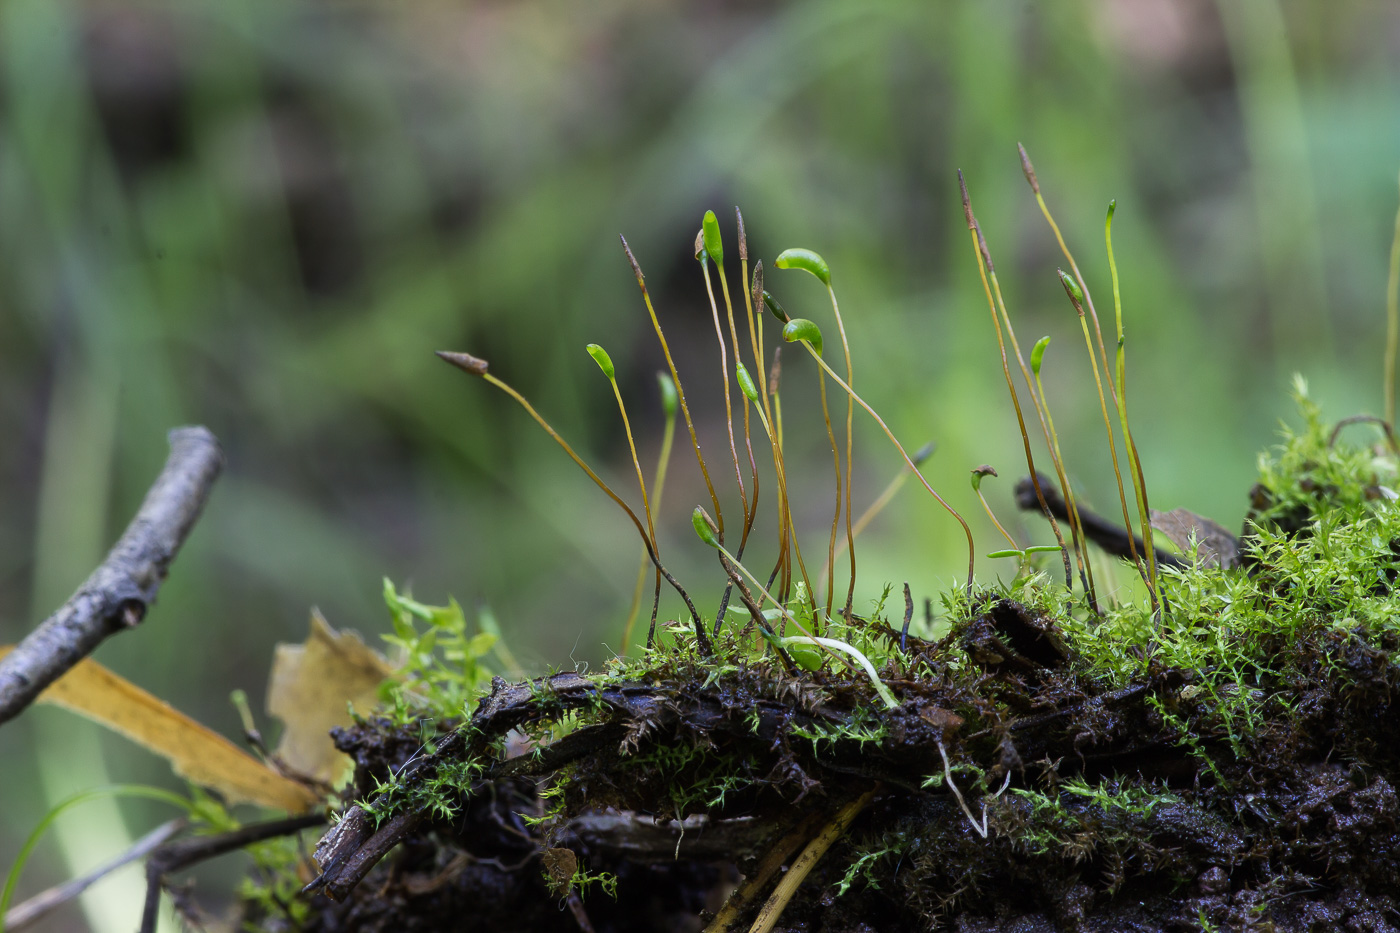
[585,344,615,381]
[736,362,760,403]
[1031,336,1051,377]
[1058,270,1084,306]
[702,210,724,266]
[762,290,790,324]
[1024,545,1063,554]
[657,372,678,418]
[782,318,824,356]
[987,549,1024,560]
[775,248,830,286]
[692,507,720,549]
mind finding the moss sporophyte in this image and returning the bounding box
[267,155,1400,932]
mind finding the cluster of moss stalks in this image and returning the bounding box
[233,382,1400,933]
[240,162,1400,930]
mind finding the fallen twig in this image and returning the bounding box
[0,426,223,726]
[4,819,186,932]
[139,814,324,933]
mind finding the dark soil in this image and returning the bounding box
[248,582,1400,933]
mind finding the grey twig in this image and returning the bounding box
[0,426,223,726]
[4,819,187,932]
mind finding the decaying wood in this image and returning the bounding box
[0,426,223,726]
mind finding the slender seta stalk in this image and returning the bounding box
[1030,337,1099,612]
[959,172,1073,591]
[734,359,818,620]
[698,216,750,545]
[621,236,725,540]
[621,373,678,655]
[1384,169,1400,428]
[1021,144,1159,609]
[970,465,1019,555]
[437,349,711,656]
[781,319,977,596]
[1057,272,1157,612]
[1104,202,1163,613]
[777,248,858,619]
[586,344,664,651]
[822,442,934,594]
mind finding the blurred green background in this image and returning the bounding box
[2,0,1398,928]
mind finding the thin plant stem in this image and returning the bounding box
[960,172,1072,591]
[745,389,818,616]
[788,340,976,597]
[621,379,677,655]
[824,283,857,618]
[621,237,725,538]
[439,351,710,655]
[817,362,842,621]
[1385,169,1400,428]
[1030,362,1099,612]
[701,260,749,539]
[700,257,750,635]
[821,441,934,593]
[971,467,1020,553]
[1104,203,1163,614]
[1021,146,1157,607]
[1057,275,1156,611]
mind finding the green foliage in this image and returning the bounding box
[380,578,500,724]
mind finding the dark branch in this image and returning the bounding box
[1014,473,1185,570]
[140,814,326,933]
[0,426,223,726]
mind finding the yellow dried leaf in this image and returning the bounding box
[266,610,392,784]
[0,645,319,813]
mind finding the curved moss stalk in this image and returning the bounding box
[782,321,977,597]
[1030,338,1099,613]
[771,635,898,709]
[621,236,725,541]
[959,172,1073,592]
[1104,204,1163,616]
[1384,170,1400,428]
[438,349,711,656]
[620,373,677,655]
[1020,145,1158,611]
[777,249,857,620]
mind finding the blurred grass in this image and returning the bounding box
[1,0,1399,925]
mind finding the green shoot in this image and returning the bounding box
[1385,169,1400,427]
[781,320,978,596]
[778,247,857,619]
[764,634,899,709]
[438,349,711,655]
[2,784,193,929]
[959,171,1074,592]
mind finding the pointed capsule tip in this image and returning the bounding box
[619,235,645,286]
[957,170,975,230]
[436,350,489,376]
[1017,142,1040,194]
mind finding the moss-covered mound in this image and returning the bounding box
[233,386,1400,932]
